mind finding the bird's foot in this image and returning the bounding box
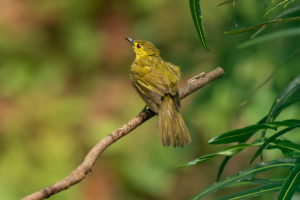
[139,105,153,115]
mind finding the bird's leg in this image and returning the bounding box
[140,105,148,112]
[140,105,153,115]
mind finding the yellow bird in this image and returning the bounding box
[126,37,191,147]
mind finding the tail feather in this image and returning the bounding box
[158,95,191,147]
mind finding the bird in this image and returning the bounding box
[126,37,191,147]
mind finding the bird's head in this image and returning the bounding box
[125,37,160,58]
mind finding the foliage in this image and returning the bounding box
[182,0,300,199]
[189,0,209,51]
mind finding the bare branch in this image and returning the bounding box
[22,67,225,200]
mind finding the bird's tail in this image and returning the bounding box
[158,95,191,147]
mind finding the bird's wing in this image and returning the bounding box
[130,60,181,112]
[163,62,180,96]
[131,67,169,105]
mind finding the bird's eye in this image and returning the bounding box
[136,44,141,48]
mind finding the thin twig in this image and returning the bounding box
[22,67,225,200]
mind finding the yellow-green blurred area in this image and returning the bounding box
[0,0,299,199]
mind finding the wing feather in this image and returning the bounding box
[130,60,180,112]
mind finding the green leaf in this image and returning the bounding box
[212,120,300,179]
[252,5,300,38]
[208,120,299,144]
[189,0,209,51]
[240,50,300,106]
[268,119,300,126]
[238,27,300,48]
[180,144,256,167]
[179,154,216,167]
[190,158,296,200]
[277,162,300,200]
[217,0,234,7]
[215,183,282,200]
[217,143,257,156]
[248,177,285,185]
[266,75,300,122]
[225,16,300,34]
[251,123,300,163]
[260,75,300,138]
[225,177,284,188]
[264,0,297,18]
[268,139,300,155]
[208,124,275,144]
[217,156,232,181]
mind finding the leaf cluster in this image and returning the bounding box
[187,0,300,199]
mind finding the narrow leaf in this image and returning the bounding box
[269,119,300,126]
[248,177,285,185]
[277,162,300,200]
[268,139,300,155]
[217,144,257,156]
[251,123,300,163]
[264,0,296,18]
[179,154,216,167]
[261,75,300,138]
[215,183,282,200]
[266,75,300,122]
[217,0,234,7]
[180,144,256,167]
[190,158,296,200]
[225,16,300,34]
[189,0,209,51]
[208,121,295,144]
[252,5,300,38]
[213,120,300,178]
[240,50,300,105]
[217,156,232,181]
[238,27,300,48]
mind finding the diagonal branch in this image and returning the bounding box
[22,67,225,200]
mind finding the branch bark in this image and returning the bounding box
[22,67,225,200]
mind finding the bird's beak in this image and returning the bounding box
[125,37,135,45]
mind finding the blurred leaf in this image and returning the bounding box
[190,158,296,200]
[277,162,300,200]
[238,27,300,48]
[283,0,298,9]
[215,183,282,200]
[264,0,296,18]
[251,123,300,163]
[240,49,300,106]
[252,5,300,38]
[266,75,300,122]
[189,0,209,51]
[217,0,233,7]
[225,16,300,34]
[260,75,300,138]
[180,144,256,167]
[208,120,300,144]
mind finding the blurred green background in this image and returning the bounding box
[0,0,299,199]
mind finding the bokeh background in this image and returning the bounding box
[0,0,299,199]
